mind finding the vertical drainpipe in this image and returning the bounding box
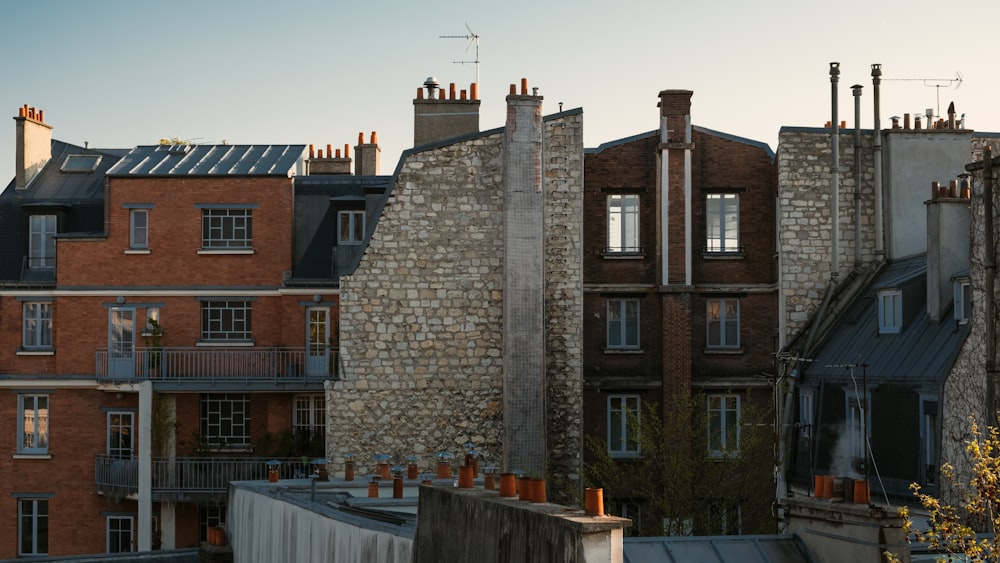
[984,146,997,425]
[852,85,863,266]
[830,62,841,281]
[138,380,153,551]
[872,64,885,261]
[660,113,670,286]
[684,109,693,286]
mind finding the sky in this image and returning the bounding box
[2,0,998,185]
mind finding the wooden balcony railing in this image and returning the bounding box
[95,347,339,382]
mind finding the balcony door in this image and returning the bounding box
[108,412,134,459]
[108,307,136,378]
[306,307,329,376]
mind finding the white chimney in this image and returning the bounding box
[14,104,53,190]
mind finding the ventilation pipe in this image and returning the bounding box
[830,62,841,280]
[872,64,884,261]
[985,147,997,425]
[852,84,863,266]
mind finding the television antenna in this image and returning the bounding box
[883,71,963,119]
[439,22,480,86]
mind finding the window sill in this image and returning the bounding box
[196,340,255,347]
[197,248,255,255]
[201,446,253,454]
[702,252,745,260]
[13,453,52,460]
[601,253,645,260]
[17,349,54,356]
[704,347,745,355]
[124,249,151,255]
[604,349,643,355]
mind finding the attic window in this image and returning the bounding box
[60,155,101,173]
[878,289,902,334]
[954,279,971,324]
[167,144,190,155]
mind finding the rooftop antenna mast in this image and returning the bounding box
[439,23,480,86]
[883,71,963,119]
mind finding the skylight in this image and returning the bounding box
[61,154,101,173]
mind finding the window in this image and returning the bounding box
[923,401,938,486]
[616,499,642,537]
[201,394,250,447]
[707,499,742,535]
[608,395,640,457]
[202,208,252,249]
[28,214,56,269]
[130,209,148,249]
[61,154,101,172]
[18,499,48,556]
[707,394,739,456]
[878,289,902,333]
[954,280,971,324]
[607,299,640,349]
[706,299,739,348]
[201,301,251,341]
[108,412,134,459]
[22,302,52,350]
[338,210,365,244]
[607,194,639,253]
[294,394,326,443]
[848,395,867,472]
[200,505,226,543]
[18,394,49,454]
[107,515,133,553]
[799,390,814,439]
[706,193,739,252]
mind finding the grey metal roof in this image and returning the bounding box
[805,255,971,383]
[623,534,816,563]
[107,144,306,177]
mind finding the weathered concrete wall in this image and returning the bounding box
[331,110,583,501]
[784,497,909,563]
[412,485,627,563]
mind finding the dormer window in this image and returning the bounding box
[60,154,101,173]
[954,279,971,324]
[28,215,56,270]
[878,289,902,334]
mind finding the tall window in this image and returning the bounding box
[954,280,972,324]
[130,209,148,249]
[18,499,48,556]
[608,395,641,457]
[707,394,739,456]
[202,208,252,248]
[107,412,134,459]
[878,289,902,334]
[338,210,365,244]
[849,395,866,471]
[201,394,250,447]
[799,390,814,439]
[707,299,739,348]
[607,299,640,349]
[107,515,133,553]
[18,394,49,454]
[607,194,639,253]
[22,302,53,350]
[707,500,742,535]
[923,401,938,486]
[294,394,326,440]
[201,301,251,341]
[200,506,226,544]
[28,214,56,269]
[706,193,739,252]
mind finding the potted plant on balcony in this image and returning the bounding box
[144,317,164,377]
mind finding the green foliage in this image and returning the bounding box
[584,392,775,536]
[256,428,325,458]
[887,417,1000,562]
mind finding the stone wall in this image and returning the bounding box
[330,111,583,502]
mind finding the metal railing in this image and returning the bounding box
[95,347,339,382]
[95,455,316,497]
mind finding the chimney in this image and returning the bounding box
[14,105,53,190]
[354,131,380,175]
[413,76,481,147]
[501,78,546,478]
[307,142,352,175]
[925,176,971,321]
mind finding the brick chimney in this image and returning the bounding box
[925,178,971,322]
[354,131,380,176]
[14,104,53,190]
[413,77,480,147]
[308,143,352,175]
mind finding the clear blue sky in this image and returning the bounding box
[2,0,997,184]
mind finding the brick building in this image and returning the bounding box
[581,90,778,534]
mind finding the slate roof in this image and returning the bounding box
[623,534,816,563]
[804,255,971,383]
[107,144,306,177]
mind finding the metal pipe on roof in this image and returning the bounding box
[852,84,863,267]
[830,62,841,281]
[872,65,884,261]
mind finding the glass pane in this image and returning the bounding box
[609,398,623,451]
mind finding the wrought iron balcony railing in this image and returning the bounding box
[95,347,339,382]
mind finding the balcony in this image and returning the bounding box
[95,347,339,385]
[95,455,316,501]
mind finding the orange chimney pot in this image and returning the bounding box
[358,132,364,145]
[521,78,528,95]
[416,87,424,100]
[326,144,333,158]
[309,144,315,159]
[471,83,478,100]
[371,131,378,145]
[344,144,350,158]
[449,83,457,100]
[509,84,516,95]
[335,149,341,158]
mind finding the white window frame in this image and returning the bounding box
[706,193,739,252]
[707,394,740,457]
[18,498,48,556]
[847,393,868,471]
[201,208,252,249]
[878,289,902,333]
[200,300,251,342]
[607,194,640,253]
[706,298,740,348]
[28,214,56,269]
[107,411,134,459]
[130,209,148,249]
[799,390,814,439]
[954,279,971,324]
[921,399,939,486]
[607,298,640,349]
[107,515,134,553]
[608,394,641,457]
[22,301,53,350]
[338,210,365,245]
[18,394,49,454]
[201,393,250,448]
